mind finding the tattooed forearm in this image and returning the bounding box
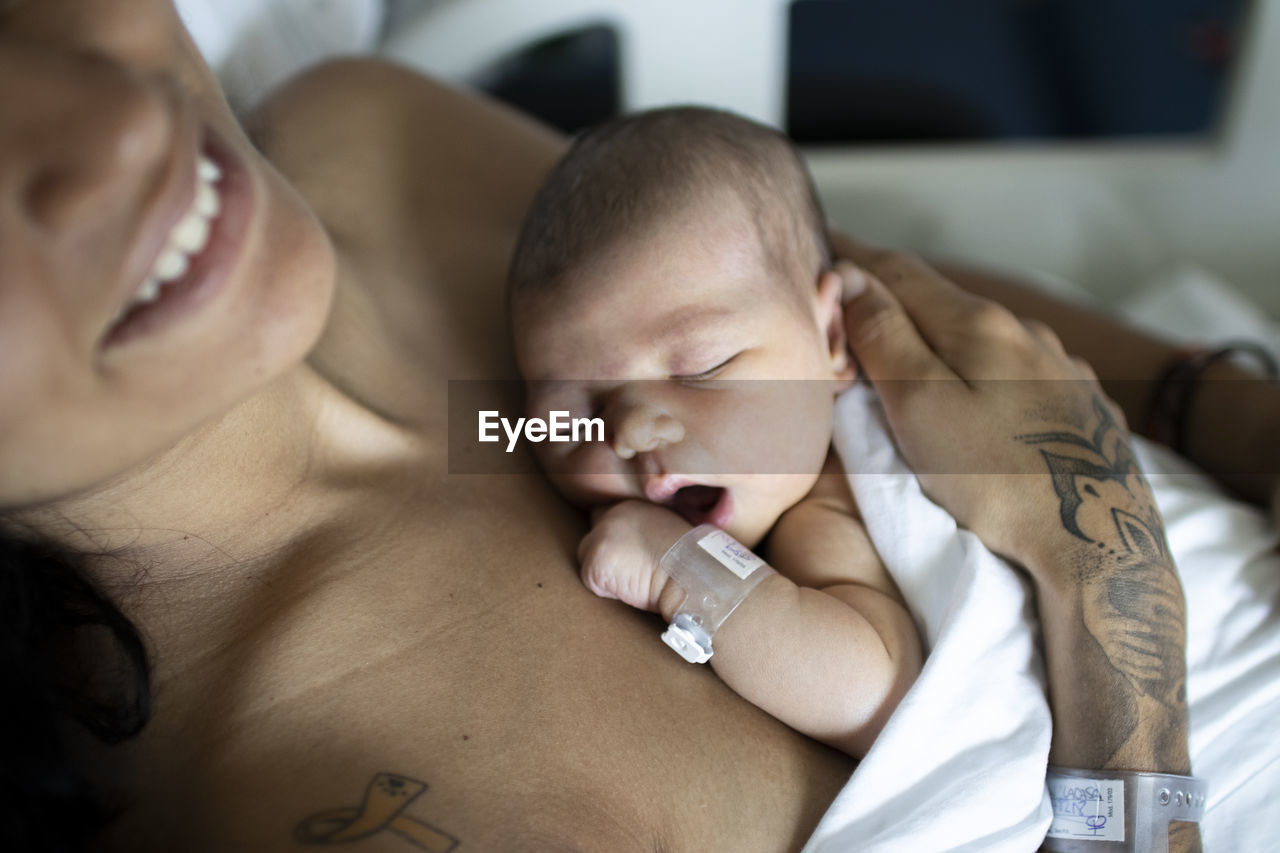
[1017,396,1161,552]
[1018,396,1190,771]
[295,772,459,851]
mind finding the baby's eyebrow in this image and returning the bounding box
[652,307,742,374]
[651,306,738,348]
[525,306,742,381]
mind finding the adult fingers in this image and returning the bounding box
[834,234,969,306]
[841,264,956,406]
[1069,354,1098,382]
[833,235,990,362]
[1022,318,1067,357]
[1070,356,1128,428]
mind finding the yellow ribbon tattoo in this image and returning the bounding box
[295,773,458,851]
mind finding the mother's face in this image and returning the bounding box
[0,0,335,507]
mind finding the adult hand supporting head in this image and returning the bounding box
[833,236,1138,579]
[834,238,1198,796]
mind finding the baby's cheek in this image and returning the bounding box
[548,456,633,508]
[734,474,824,544]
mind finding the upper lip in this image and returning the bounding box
[109,109,202,331]
[643,474,697,504]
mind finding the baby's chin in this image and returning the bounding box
[722,516,778,552]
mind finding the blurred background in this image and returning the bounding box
[176,0,1278,345]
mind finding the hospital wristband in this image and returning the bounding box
[658,525,776,664]
[1044,765,1207,853]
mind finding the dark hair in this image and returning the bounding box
[507,105,832,302]
[0,533,151,852]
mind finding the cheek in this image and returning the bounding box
[692,383,833,475]
[533,424,631,505]
[229,167,335,365]
[546,466,632,508]
[0,169,335,508]
[119,171,332,429]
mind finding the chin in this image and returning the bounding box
[724,515,777,551]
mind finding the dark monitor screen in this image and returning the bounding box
[471,0,1253,144]
[786,0,1253,144]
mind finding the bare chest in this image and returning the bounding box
[117,479,851,852]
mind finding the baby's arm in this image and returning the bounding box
[579,483,921,758]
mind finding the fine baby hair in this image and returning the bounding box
[507,105,833,303]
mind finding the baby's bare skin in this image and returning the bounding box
[578,448,919,757]
[85,57,854,851]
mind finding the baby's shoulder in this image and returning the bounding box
[759,451,900,589]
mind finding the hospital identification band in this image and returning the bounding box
[1044,766,1207,853]
[658,525,775,663]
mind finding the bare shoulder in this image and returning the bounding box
[245,58,564,257]
[244,60,567,413]
[765,453,898,597]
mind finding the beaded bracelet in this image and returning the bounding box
[1142,341,1279,456]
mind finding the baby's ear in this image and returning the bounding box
[815,270,855,384]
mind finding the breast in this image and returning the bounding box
[121,473,852,852]
[385,477,853,849]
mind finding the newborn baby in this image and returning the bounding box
[508,106,921,757]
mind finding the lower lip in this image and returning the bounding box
[101,128,254,349]
[706,489,734,529]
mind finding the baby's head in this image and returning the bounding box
[509,107,852,547]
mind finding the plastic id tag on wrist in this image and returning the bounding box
[658,525,775,664]
[1044,766,1207,853]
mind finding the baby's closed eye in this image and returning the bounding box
[670,352,740,383]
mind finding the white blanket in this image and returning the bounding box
[807,383,1280,852]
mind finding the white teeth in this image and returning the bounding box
[197,155,222,182]
[120,152,224,317]
[169,210,211,253]
[154,245,190,282]
[136,277,161,304]
[195,180,220,218]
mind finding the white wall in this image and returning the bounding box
[808,1,1280,313]
[384,0,1279,314]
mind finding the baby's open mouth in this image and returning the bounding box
[668,485,732,528]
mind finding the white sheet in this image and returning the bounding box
[809,383,1280,852]
[1139,440,1280,853]
[807,384,1053,852]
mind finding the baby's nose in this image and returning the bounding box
[611,403,685,460]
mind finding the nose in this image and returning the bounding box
[609,399,685,460]
[0,43,175,232]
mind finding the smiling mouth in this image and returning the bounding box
[113,153,222,326]
[668,484,732,528]
[101,127,250,349]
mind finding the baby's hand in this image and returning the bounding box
[577,500,691,612]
